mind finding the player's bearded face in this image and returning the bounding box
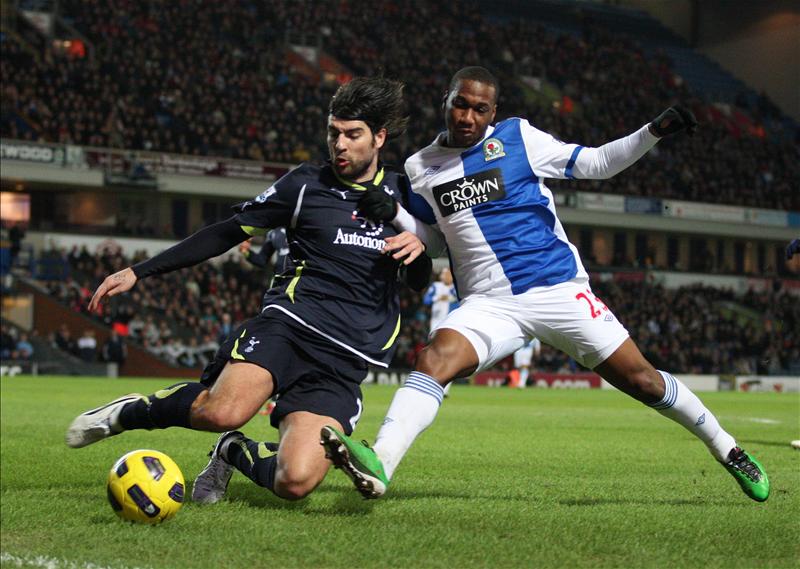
[444,80,497,148]
[327,117,383,182]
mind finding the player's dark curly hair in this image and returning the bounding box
[448,66,500,102]
[329,77,409,139]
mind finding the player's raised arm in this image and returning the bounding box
[522,105,698,181]
[88,217,250,312]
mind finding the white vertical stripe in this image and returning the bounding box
[290,184,306,229]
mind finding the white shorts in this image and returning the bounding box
[435,278,629,372]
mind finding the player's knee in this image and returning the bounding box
[191,402,248,432]
[274,466,318,501]
[415,345,451,381]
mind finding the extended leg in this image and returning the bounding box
[66,361,273,448]
[595,338,769,501]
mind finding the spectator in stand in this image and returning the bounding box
[163,337,185,366]
[102,330,127,367]
[77,330,97,362]
[53,324,76,356]
[9,223,25,266]
[217,313,234,345]
[15,332,34,359]
[179,337,202,368]
[111,304,134,337]
[1,324,19,359]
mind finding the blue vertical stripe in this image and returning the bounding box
[463,119,578,294]
[564,145,584,179]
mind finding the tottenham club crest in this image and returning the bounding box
[244,337,261,353]
[483,138,505,161]
[351,210,385,237]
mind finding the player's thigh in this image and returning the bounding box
[523,279,629,370]
[436,297,526,373]
[201,361,275,425]
[276,411,344,487]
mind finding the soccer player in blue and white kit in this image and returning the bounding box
[321,67,769,502]
[423,268,458,331]
[423,268,458,395]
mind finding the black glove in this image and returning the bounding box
[787,238,800,260]
[402,252,433,292]
[358,186,397,223]
[649,105,698,138]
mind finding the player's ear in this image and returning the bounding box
[441,90,449,111]
[373,127,387,150]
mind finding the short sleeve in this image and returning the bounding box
[519,119,585,180]
[232,167,306,235]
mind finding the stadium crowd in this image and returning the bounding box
[2,0,797,210]
[32,244,799,376]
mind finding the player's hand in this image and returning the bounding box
[649,105,698,138]
[88,267,137,312]
[787,238,800,260]
[383,231,426,265]
[358,186,397,223]
[239,240,252,255]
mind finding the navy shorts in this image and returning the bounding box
[200,310,367,435]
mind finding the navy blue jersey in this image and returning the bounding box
[233,163,407,367]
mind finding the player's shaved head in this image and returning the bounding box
[329,77,409,139]
[448,66,499,103]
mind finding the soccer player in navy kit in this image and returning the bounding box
[239,227,291,281]
[66,77,432,503]
[322,67,769,503]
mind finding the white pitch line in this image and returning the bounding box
[0,552,150,569]
[741,417,782,425]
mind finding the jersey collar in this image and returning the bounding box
[331,163,386,191]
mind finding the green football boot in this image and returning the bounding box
[723,447,769,502]
[320,425,389,499]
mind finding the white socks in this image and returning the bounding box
[372,369,735,481]
[373,371,444,479]
[651,371,736,462]
[519,367,529,388]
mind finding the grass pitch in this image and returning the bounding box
[1,375,798,569]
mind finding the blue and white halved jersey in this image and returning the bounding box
[405,117,589,299]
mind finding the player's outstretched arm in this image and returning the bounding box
[562,106,698,181]
[89,217,249,311]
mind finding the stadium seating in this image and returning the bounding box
[2,0,797,209]
[26,246,800,376]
